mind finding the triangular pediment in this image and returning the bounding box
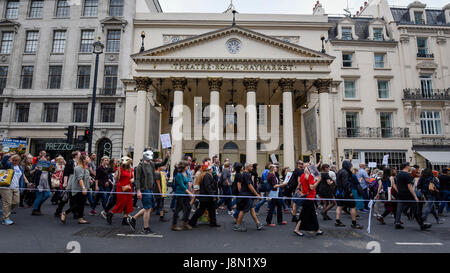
[100,17,128,30]
[132,26,334,63]
[0,19,20,31]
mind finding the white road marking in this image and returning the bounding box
[395,242,443,246]
[116,234,163,238]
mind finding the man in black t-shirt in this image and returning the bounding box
[438,168,450,214]
[395,162,431,230]
[234,163,264,232]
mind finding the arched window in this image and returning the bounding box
[223,142,238,150]
[195,141,209,150]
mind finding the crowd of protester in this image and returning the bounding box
[0,149,449,237]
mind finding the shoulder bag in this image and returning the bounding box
[0,169,14,187]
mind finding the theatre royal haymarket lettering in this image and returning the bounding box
[171,63,295,71]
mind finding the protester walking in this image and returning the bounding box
[266,164,287,227]
[31,157,53,216]
[317,163,335,220]
[438,168,450,215]
[172,161,194,231]
[1,154,27,225]
[55,151,80,218]
[417,168,442,224]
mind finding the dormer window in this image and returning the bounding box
[342,27,352,40]
[373,28,383,41]
[414,11,425,24]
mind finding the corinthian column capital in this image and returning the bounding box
[171,77,187,91]
[313,78,332,93]
[278,78,296,92]
[243,78,259,92]
[208,77,223,91]
[134,77,152,91]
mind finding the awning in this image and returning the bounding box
[416,151,450,165]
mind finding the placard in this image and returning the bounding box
[2,139,27,154]
[160,134,172,149]
[270,154,278,164]
[37,160,56,172]
[308,165,321,178]
[382,155,389,166]
[283,172,293,184]
[368,162,377,168]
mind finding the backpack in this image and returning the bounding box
[368,177,380,195]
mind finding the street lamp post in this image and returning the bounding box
[88,37,104,154]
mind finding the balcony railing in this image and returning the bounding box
[337,127,410,138]
[98,88,117,96]
[403,88,450,100]
[417,52,434,58]
[414,19,426,25]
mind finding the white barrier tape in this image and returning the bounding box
[367,200,374,234]
[9,187,450,203]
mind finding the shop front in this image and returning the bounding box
[30,139,86,160]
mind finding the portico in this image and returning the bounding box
[123,25,336,175]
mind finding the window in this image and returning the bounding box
[420,111,442,135]
[373,28,383,41]
[73,103,88,123]
[5,1,19,19]
[374,53,385,68]
[109,0,124,16]
[106,30,120,52]
[414,11,424,24]
[52,30,66,53]
[103,65,118,93]
[417,37,428,56]
[380,112,393,138]
[29,0,44,18]
[44,103,59,123]
[377,80,390,99]
[420,75,433,98]
[20,66,34,89]
[225,104,237,130]
[202,104,210,125]
[83,0,98,17]
[0,67,8,94]
[25,31,39,53]
[0,32,14,54]
[56,0,70,17]
[77,65,91,89]
[342,53,353,67]
[100,103,115,123]
[345,112,358,137]
[342,27,352,40]
[344,80,356,98]
[80,30,94,52]
[15,103,30,122]
[48,66,62,89]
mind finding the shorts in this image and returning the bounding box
[141,189,156,210]
[336,195,356,208]
[236,197,254,213]
[292,192,304,207]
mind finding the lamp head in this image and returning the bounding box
[93,37,104,54]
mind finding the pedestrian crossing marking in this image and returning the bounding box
[116,233,163,238]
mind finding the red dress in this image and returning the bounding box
[111,167,134,215]
[300,173,316,199]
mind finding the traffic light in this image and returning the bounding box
[83,129,91,142]
[65,126,75,144]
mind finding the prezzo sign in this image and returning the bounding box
[45,142,85,151]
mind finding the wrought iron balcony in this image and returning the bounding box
[403,88,450,100]
[417,52,434,58]
[98,88,117,96]
[337,127,410,138]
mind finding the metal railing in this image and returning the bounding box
[337,127,410,138]
[403,88,450,100]
[417,52,434,58]
[414,19,426,25]
[98,88,117,95]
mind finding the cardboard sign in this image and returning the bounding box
[368,162,377,168]
[308,165,321,178]
[270,154,278,164]
[37,160,56,172]
[2,139,27,153]
[160,134,172,149]
[283,172,293,185]
[382,155,389,166]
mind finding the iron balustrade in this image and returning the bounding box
[403,88,450,100]
[97,88,117,95]
[417,52,434,58]
[337,127,410,138]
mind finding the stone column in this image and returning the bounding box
[243,78,259,164]
[314,79,333,164]
[170,77,187,180]
[208,77,223,159]
[279,78,296,170]
[133,77,152,164]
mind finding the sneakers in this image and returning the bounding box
[171,224,183,231]
[227,210,234,216]
[420,223,432,231]
[233,224,247,232]
[359,209,369,213]
[89,209,98,216]
[437,219,445,224]
[335,221,346,227]
[377,216,386,225]
[1,219,14,225]
[106,212,113,225]
[140,228,156,235]
[159,217,169,222]
[127,216,136,231]
[268,223,276,227]
[395,224,405,230]
[121,217,128,226]
[351,223,363,229]
[278,221,287,225]
[100,210,107,220]
[256,222,264,230]
[31,210,42,216]
[183,222,193,230]
[322,213,332,221]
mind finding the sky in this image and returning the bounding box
[158,0,448,15]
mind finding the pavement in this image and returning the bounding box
[0,199,449,253]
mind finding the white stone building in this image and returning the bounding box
[121,0,449,175]
[0,0,143,161]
